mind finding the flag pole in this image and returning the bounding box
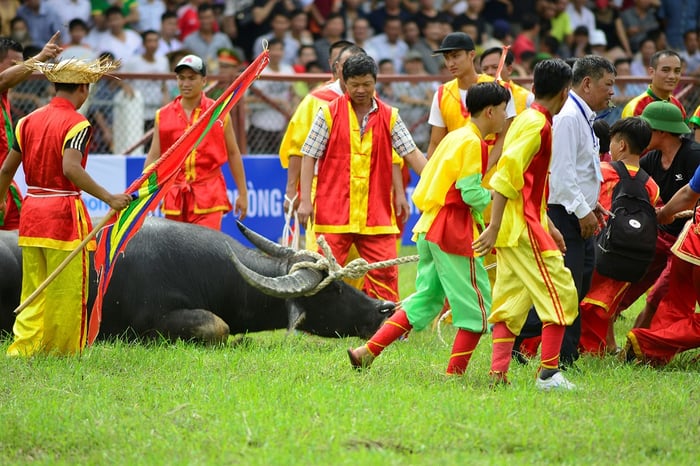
[13,209,116,314]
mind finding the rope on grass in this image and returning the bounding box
[287,235,419,296]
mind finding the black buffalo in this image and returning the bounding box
[0,218,394,343]
[0,230,21,333]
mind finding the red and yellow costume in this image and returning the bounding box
[0,91,22,230]
[7,97,94,356]
[487,103,579,376]
[578,163,661,354]
[621,87,687,118]
[358,121,492,375]
[156,93,232,229]
[626,209,700,365]
[312,95,401,301]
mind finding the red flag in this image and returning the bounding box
[87,50,270,344]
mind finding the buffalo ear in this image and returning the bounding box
[237,221,296,258]
[226,243,323,298]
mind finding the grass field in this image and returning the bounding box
[1,246,699,465]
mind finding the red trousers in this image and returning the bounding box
[627,256,700,365]
[579,270,631,354]
[320,232,399,302]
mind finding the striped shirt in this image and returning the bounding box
[301,97,416,159]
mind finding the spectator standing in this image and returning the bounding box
[350,17,378,58]
[183,3,235,74]
[145,54,248,229]
[680,30,700,77]
[178,0,206,41]
[511,14,540,65]
[340,0,368,39]
[622,50,684,119]
[157,11,184,57]
[46,0,91,30]
[247,38,295,154]
[366,15,409,72]
[137,0,167,33]
[313,13,345,72]
[368,0,411,33]
[92,0,140,30]
[61,18,97,62]
[402,19,437,75]
[629,36,656,76]
[566,0,596,35]
[122,30,170,141]
[620,0,659,53]
[91,6,142,62]
[394,51,435,151]
[16,0,65,45]
[252,11,299,66]
[657,0,699,51]
[9,17,33,49]
[593,0,633,57]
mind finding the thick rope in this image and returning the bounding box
[288,235,419,295]
[286,235,496,298]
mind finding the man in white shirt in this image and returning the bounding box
[366,15,408,72]
[122,30,169,144]
[90,6,142,62]
[517,55,616,367]
[157,11,183,57]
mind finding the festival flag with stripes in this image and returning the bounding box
[87,49,270,344]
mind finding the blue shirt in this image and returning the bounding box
[690,164,700,194]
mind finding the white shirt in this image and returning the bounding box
[566,4,597,36]
[138,0,167,33]
[122,54,170,117]
[366,34,409,73]
[427,84,517,127]
[47,0,91,27]
[92,30,143,61]
[549,90,603,218]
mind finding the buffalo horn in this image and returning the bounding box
[236,221,296,258]
[226,243,324,298]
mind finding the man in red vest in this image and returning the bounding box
[0,57,132,356]
[145,54,248,230]
[297,54,426,302]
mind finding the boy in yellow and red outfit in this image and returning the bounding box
[145,54,248,230]
[347,82,510,373]
[0,57,132,357]
[474,59,579,390]
[578,117,660,355]
[297,54,426,302]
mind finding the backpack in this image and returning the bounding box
[595,161,657,283]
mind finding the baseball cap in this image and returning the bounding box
[433,32,475,54]
[590,29,607,47]
[640,101,690,134]
[175,54,206,75]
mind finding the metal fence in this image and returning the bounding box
[9,73,700,155]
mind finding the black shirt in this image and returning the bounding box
[641,137,700,236]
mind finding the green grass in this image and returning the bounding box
[1,246,698,465]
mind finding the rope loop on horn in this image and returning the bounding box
[287,235,419,295]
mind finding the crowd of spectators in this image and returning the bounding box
[2,0,699,153]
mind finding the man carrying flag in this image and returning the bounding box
[0,57,132,357]
[145,53,248,230]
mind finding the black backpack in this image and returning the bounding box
[595,161,657,283]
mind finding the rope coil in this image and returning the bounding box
[287,235,419,295]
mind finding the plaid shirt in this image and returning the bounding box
[301,98,417,159]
